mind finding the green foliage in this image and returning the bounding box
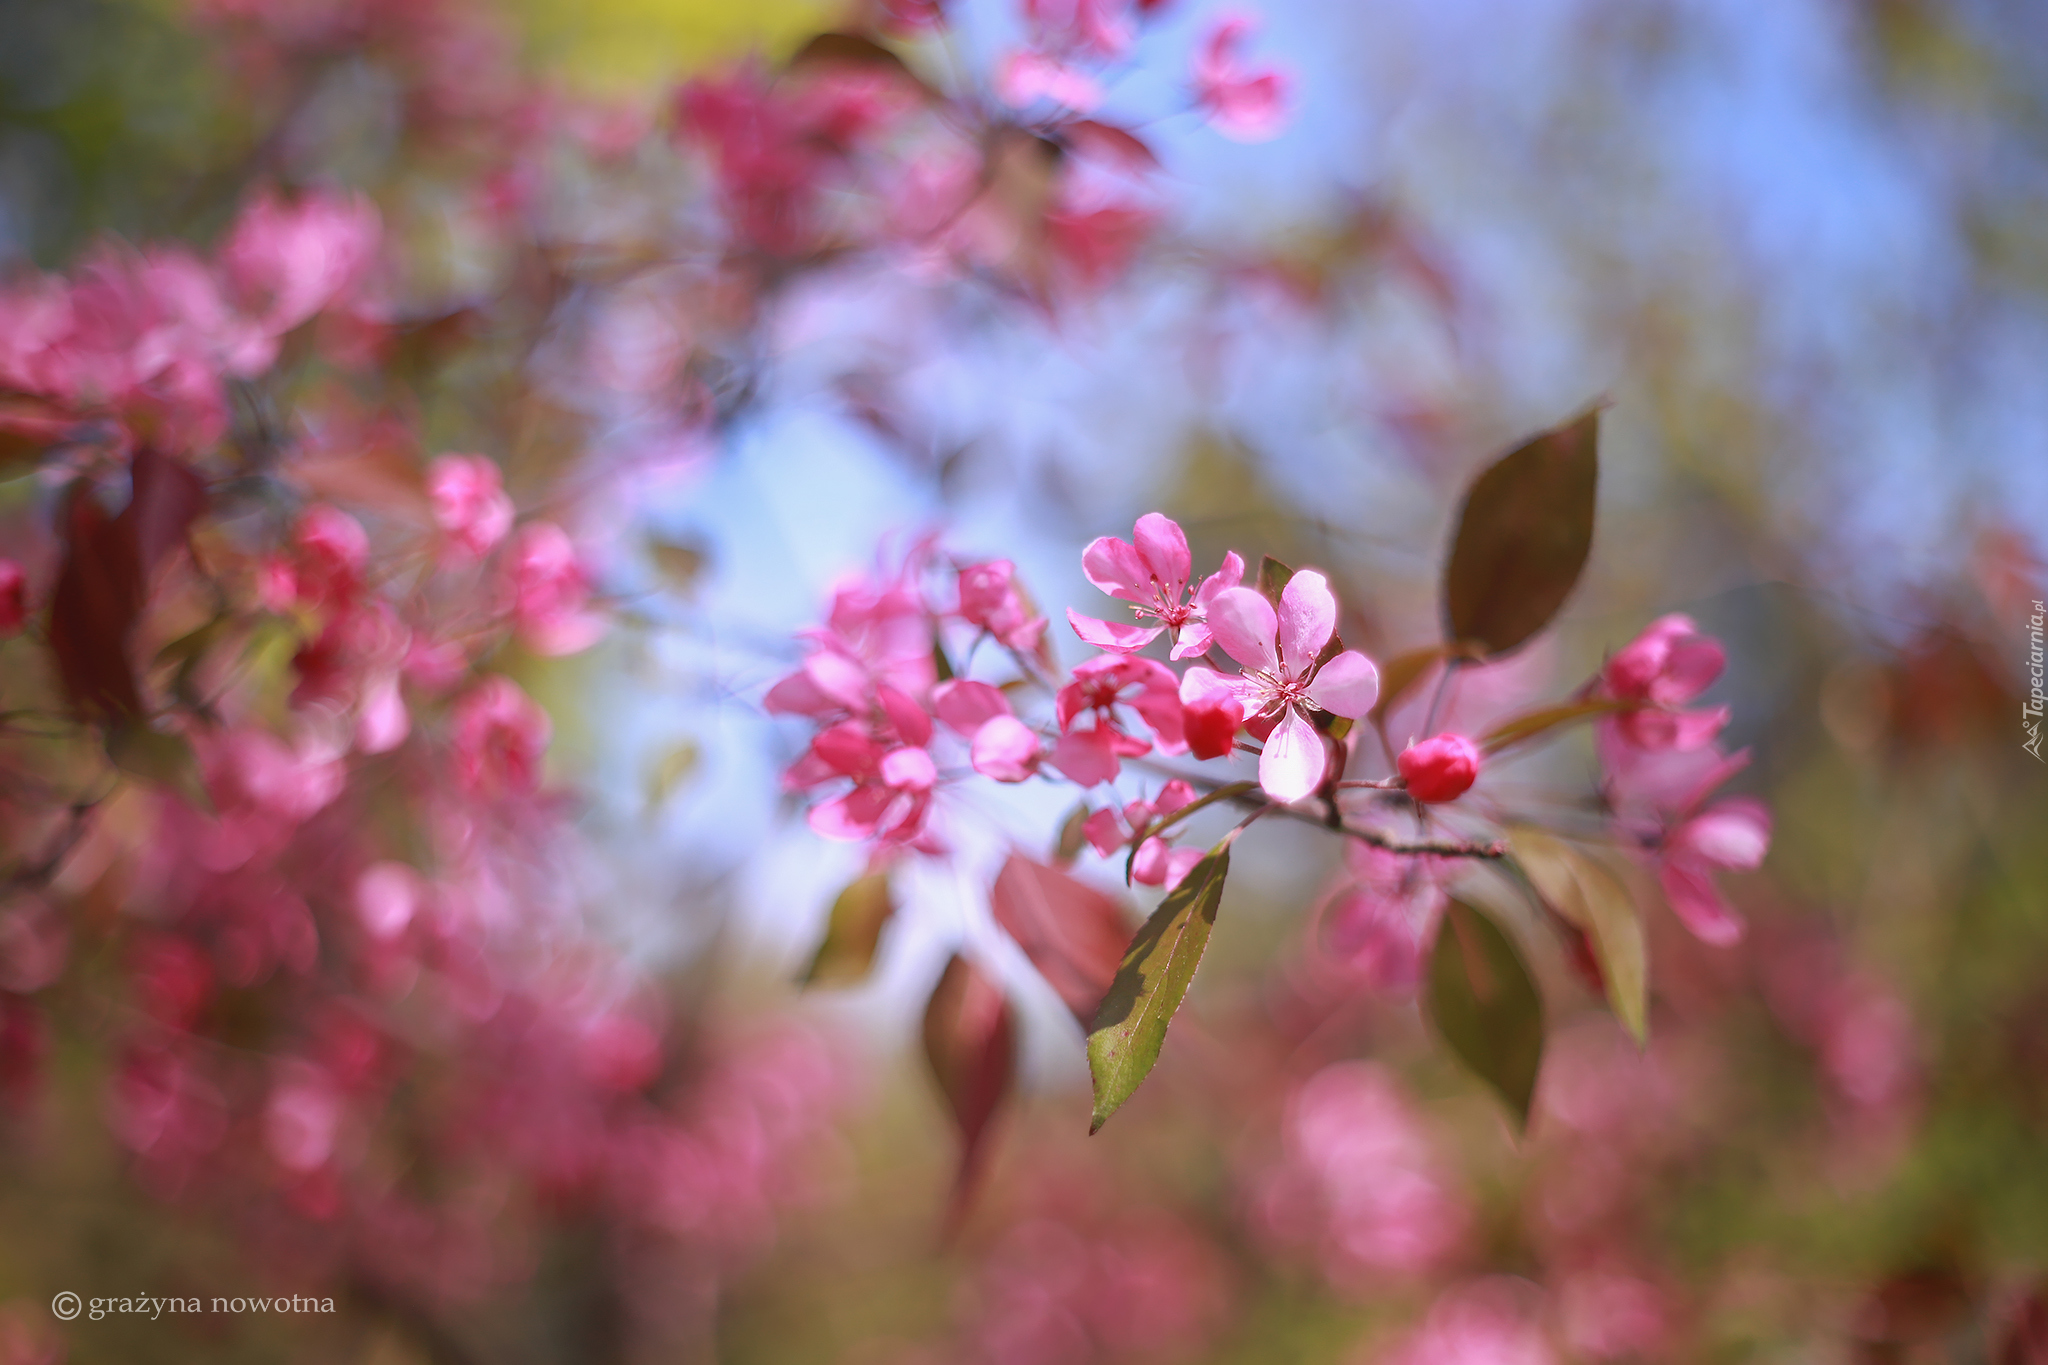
[1088,842,1230,1134]
[1427,899,1546,1127]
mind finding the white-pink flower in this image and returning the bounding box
[1182,571,1379,803]
[1068,512,1244,659]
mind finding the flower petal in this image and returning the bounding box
[1207,587,1279,672]
[1082,808,1127,857]
[933,680,1012,736]
[1168,622,1214,660]
[969,715,1040,782]
[1276,570,1336,672]
[1304,649,1379,718]
[1081,536,1151,603]
[1067,607,1163,653]
[1132,513,1192,595]
[1673,797,1771,870]
[1258,706,1325,803]
[1658,858,1746,945]
[1193,551,1245,608]
[1048,727,1121,786]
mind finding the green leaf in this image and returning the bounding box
[105,722,212,813]
[1427,898,1544,1127]
[1507,828,1647,1043]
[1480,697,1635,754]
[1257,556,1294,605]
[1443,407,1600,657]
[800,873,896,987]
[1052,803,1090,866]
[1087,842,1229,1133]
[644,740,701,808]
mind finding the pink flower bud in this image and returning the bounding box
[1398,733,1481,804]
[0,559,24,635]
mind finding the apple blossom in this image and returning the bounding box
[1184,571,1380,802]
[1052,653,1188,785]
[1599,613,1729,752]
[1068,512,1245,658]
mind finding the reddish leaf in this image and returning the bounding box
[1443,407,1600,657]
[990,854,1133,1024]
[1062,120,1160,170]
[922,954,1016,1229]
[47,448,207,720]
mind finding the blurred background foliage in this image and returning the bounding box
[3,0,2047,1363]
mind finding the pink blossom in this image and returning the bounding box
[1081,780,1200,888]
[1376,1279,1555,1365]
[1193,16,1291,143]
[1022,0,1135,58]
[355,862,422,941]
[290,504,370,610]
[0,560,24,635]
[934,679,1042,782]
[428,453,514,557]
[1317,844,1452,991]
[264,1064,344,1172]
[1051,654,1187,786]
[1249,1062,1467,1281]
[995,50,1106,113]
[1181,680,1245,760]
[1656,795,1771,946]
[219,186,380,339]
[451,676,551,795]
[1068,513,1244,659]
[788,716,938,845]
[762,556,936,721]
[1599,614,1729,752]
[1398,733,1481,804]
[1182,571,1379,802]
[957,559,1048,655]
[509,522,605,655]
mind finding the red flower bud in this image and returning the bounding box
[1398,733,1481,804]
[1185,695,1243,761]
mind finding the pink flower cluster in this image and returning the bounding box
[1586,614,1771,944]
[0,188,379,458]
[1246,1062,1469,1286]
